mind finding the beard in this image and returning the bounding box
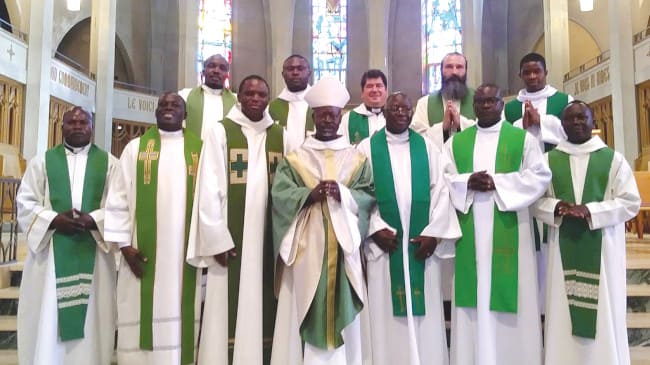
[440,74,468,101]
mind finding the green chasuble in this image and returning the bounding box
[348,111,370,145]
[45,144,108,341]
[135,127,202,365]
[427,89,475,126]
[371,128,430,316]
[221,118,283,362]
[271,149,375,350]
[269,98,315,135]
[548,147,614,339]
[185,86,237,137]
[452,122,526,313]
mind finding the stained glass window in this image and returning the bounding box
[197,0,232,85]
[312,0,348,84]
[422,0,462,94]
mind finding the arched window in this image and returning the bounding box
[422,0,462,94]
[312,0,348,84]
[197,0,233,84]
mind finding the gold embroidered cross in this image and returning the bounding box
[138,139,159,185]
[396,287,406,313]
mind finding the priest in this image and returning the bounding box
[357,92,461,365]
[104,92,203,365]
[533,101,640,365]
[17,106,119,365]
[412,52,476,149]
[270,77,375,365]
[269,54,312,151]
[187,75,285,365]
[179,54,237,138]
[444,83,551,365]
[337,69,388,145]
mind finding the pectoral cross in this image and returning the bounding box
[138,140,159,185]
[396,287,406,313]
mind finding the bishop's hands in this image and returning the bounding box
[522,101,541,130]
[49,208,97,234]
[442,101,461,133]
[467,171,495,192]
[215,248,237,267]
[305,180,341,206]
[554,201,591,220]
[121,246,147,279]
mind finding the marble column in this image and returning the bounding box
[267,0,295,96]
[542,0,570,88]
[89,0,117,151]
[461,0,483,88]
[178,0,200,89]
[608,0,638,161]
[23,0,53,159]
[366,0,390,71]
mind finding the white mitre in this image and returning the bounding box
[304,76,350,108]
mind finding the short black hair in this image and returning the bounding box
[63,106,93,124]
[519,53,547,71]
[203,54,229,69]
[440,52,468,73]
[475,83,503,98]
[360,69,387,90]
[561,100,593,120]
[158,91,187,111]
[238,75,270,93]
[283,54,311,69]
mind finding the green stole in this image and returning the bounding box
[427,89,475,126]
[370,128,430,316]
[135,127,202,364]
[221,118,283,362]
[45,144,108,341]
[548,146,614,338]
[186,86,237,137]
[348,110,370,145]
[268,98,315,135]
[452,122,525,313]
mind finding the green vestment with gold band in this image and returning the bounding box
[135,127,202,365]
[186,86,237,137]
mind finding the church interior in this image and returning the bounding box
[1,0,650,363]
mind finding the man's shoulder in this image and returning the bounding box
[177,87,198,100]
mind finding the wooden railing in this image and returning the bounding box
[563,50,611,82]
[0,177,20,264]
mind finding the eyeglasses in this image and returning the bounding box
[474,97,501,106]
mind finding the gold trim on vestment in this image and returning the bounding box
[138,139,159,185]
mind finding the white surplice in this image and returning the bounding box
[443,120,551,365]
[337,104,386,145]
[532,137,640,365]
[104,130,202,365]
[17,144,119,365]
[275,86,311,152]
[271,136,371,365]
[411,95,476,150]
[506,85,573,313]
[357,129,461,365]
[179,85,236,139]
[187,106,286,365]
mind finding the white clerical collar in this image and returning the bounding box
[385,128,409,144]
[476,119,504,132]
[516,85,557,103]
[201,84,223,96]
[226,105,274,133]
[159,129,184,138]
[64,142,90,155]
[353,104,383,117]
[278,85,311,102]
[555,136,608,155]
[302,135,350,150]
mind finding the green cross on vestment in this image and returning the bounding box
[231,153,248,178]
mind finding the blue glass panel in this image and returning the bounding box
[422,0,462,94]
[312,0,348,85]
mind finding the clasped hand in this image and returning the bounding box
[49,208,96,234]
[467,171,495,192]
[522,101,540,129]
[554,201,591,219]
[442,101,461,132]
[371,229,439,260]
[307,180,341,204]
